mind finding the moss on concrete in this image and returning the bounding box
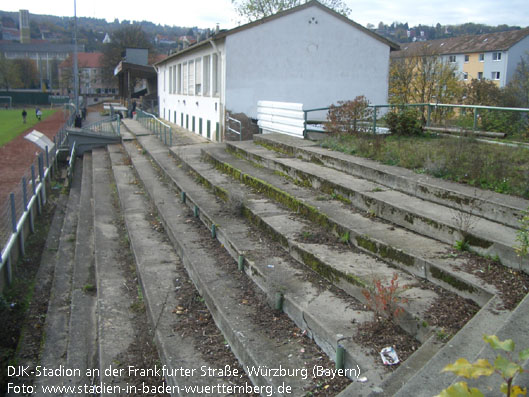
[430,267,476,293]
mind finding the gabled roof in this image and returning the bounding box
[156,0,399,66]
[60,52,104,68]
[392,28,529,58]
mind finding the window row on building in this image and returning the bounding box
[165,53,221,97]
[162,107,221,141]
[448,52,503,64]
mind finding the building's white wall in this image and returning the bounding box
[158,41,225,141]
[224,6,391,118]
[483,51,507,86]
[506,35,529,85]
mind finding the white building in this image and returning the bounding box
[155,0,399,141]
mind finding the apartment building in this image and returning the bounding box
[391,28,529,87]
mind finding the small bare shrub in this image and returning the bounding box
[325,96,373,134]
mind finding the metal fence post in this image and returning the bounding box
[10,193,16,234]
[31,164,41,215]
[372,106,378,134]
[38,153,47,205]
[473,109,478,131]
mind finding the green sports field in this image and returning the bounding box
[0,108,58,147]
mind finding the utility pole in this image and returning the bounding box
[73,0,79,115]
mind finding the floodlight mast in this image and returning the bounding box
[73,0,79,115]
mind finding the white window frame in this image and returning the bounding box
[464,55,469,63]
[463,72,468,80]
[195,57,202,96]
[478,71,483,80]
[479,53,485,62]
[168,66,173,94]
[177,63,182,94]
[203,55,211,96]
[491,71,500,80]
[492,52,502,61]
[188,60,195,95]
[448,55,456,63]
[212,53,220,97]
[182,61,188,95]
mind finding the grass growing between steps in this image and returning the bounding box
[0,188,60,393]
[320,133,529,199]
[108,170,167,394]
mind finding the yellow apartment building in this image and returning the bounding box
[391,28,529,87]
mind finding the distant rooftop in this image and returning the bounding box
[392,28,529,58]
[0,42,85,53]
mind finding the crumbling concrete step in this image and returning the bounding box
[65,153,97,391]
[122,139,316,395]
[390,295,511,397]
[107,144,234,394]
[169,143,438,343]
[200,144,496,306]
[35,159,82,394]
[130,135,390,391]
[460,292,529,397]
[253,133,529,230]
[227,140,525,272]
[92,148,135,391]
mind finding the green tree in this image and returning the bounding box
[231,0,351,21]
[11,59,39,89]
[0,54,20,90]
[101,24,152,84]
[463,78,502,106]
[389,44,462,106]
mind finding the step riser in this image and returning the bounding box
[146,141,384,383]
[252,136,526,230]
[123,143,316,393]
[228,144,525,273]
[201,149,493,307]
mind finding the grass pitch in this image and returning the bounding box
[0,108,58,147]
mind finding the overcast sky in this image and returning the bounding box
[2,0,529,30]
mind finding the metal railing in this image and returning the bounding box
[136,109,174,146]
[303,103,529,138]
[0,108,76,291]
[227,116,242,141]
[82,115,121,137]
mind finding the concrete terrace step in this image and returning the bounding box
[391,294,517,397]
[65,153,97,390]
[92,147,136,391]
[168,143,439,342]
[200,144,496,307]
[120,138,318,395]
[129,134,398,392]
[34,158,82,395]
[128,132,519,397]
[227,139,526,272]
[106,144,235,393]
[253,133,529,230]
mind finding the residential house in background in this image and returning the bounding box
[155,0,398,142]
[59,52,118,95]
[392,28,529,87]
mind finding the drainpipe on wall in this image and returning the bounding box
[209,38,224,142]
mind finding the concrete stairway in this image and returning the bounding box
[27,118,529,397]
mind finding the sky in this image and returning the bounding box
[2,0,529,30]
